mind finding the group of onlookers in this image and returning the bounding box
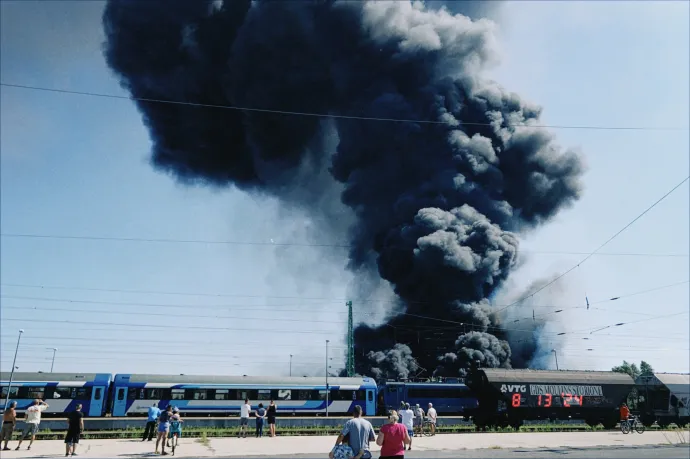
[2,399,83,456]
[143,403,184,455]
[238,398,279,438]
[329,403,438,459]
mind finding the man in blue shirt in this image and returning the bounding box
[142,403,161,442]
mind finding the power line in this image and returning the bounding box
[2,82,687,131]
[0,318,338,335]
[2,232,688,258]
[0,295,347,316]
[496,176,690,313]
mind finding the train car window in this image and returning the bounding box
[17,387,30,398]
[79,388,93,399]
[257,390,271,400]
[358,390,366,401]
[171,389,185,400]
[195,390,209,400]
[237,390,249,401]
[145,389,161,400]
[215,389,229,400]
[318,390,328,401]
[278,389,291,401]
[54,387,71,399]
[94,388,103,401]
[388,386,398,393]
[0,386,18,398]
[117,388,125,401]
[27,388,45,400]
[367,391,373,402]
[294,390,310,401]
[127,389,138,400]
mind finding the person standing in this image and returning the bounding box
[64,404,84,457]
[239,399,251,438]
[376,410,410,459]
[267,400,277,437]
[15,399,48,451]
[255,403,266,438]
[413,404,424,435]
[1,401,17,451]
[400,403,415,451]
[143,403,161,442]
[155,405,173,455]
[329,406,375,459]
[426,403,437,436]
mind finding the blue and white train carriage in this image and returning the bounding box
[111,374,377,417]
[0,372,112,417]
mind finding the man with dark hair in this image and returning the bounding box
[143,403,160,442]
[329,406,374,459]
[64,404,84,457]
[2,401,17,451]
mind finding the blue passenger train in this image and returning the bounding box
[110,374,378,417]
[377,381,478,416]
[0,372,111,417]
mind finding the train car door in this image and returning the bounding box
[112,386,128,417]
[89,386,106,417]
[366,389,376,416]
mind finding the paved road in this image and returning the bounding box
[4,430,688,458]
[242,445,690,458]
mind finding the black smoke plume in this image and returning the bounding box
[102,0,585,379]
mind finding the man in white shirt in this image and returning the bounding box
[427,403,437,436]
[15,399,48,451]
[400,403,415,451]
[239,398,251,438]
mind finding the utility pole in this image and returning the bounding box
[552,349,559,370]
[289,354,293,377]
[325,340,330,417]
[48,348,57,372]
[346,301,355,377]
[4,329,24,412]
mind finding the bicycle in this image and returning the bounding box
[421,419,436,437]
[620,415,645,434]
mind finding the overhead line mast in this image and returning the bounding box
[346,301,354,377]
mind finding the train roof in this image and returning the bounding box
[474,369,634,385]
[382,381,467,387]
[0,372,111,383]
[637,373,690,398]
[114,374,376,387]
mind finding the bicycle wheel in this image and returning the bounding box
[423,422,434,437]
[620,422,630,434]
[634,422,645,434]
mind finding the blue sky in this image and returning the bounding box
[1,0,688,377]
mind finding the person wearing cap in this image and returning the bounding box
[167,407,183,449]
[427,403,437,436]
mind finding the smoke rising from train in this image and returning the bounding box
[102,0,585,378]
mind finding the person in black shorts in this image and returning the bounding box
[65,404,84,457]
[267,400,277,437]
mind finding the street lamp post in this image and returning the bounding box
[48,348,58,373]
[289,354,293,377]
[325,340,330,417]
[552,349,559,370]
[4,329,24,412]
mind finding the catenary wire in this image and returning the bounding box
[2,278,687,310]
[2,83,687,131]
[495,176,690,313]
[1,232,689,258]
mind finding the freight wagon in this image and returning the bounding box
[465,368,635,430]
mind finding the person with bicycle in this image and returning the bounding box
[620,403,632,428]
[167,407,183,455]
[426,403,437,436]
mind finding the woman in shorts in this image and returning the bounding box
[267,400,278,437]
[167,408,183,453]
[155,405,173,455]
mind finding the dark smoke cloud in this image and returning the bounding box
[102,0,585,378]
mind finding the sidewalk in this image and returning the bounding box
[2,430,688,458]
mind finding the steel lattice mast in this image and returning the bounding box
[346,301,355,376]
